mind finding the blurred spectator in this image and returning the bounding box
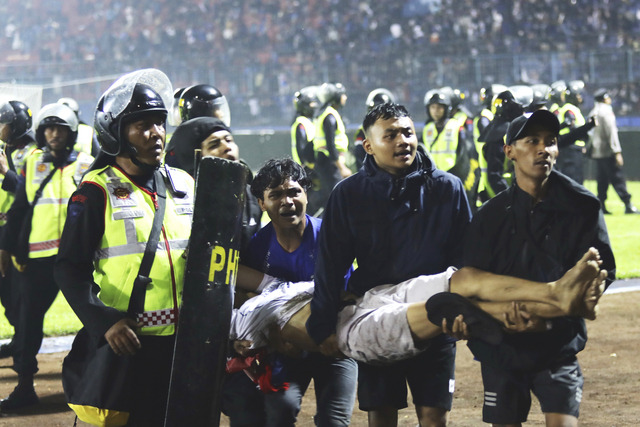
[1,0,640,127]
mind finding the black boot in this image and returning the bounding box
[625,203,639,214]
[600,200,611,215]
[0,375,39,412]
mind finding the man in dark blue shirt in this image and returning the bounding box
[244,158,356,427]
[307,103,472,426]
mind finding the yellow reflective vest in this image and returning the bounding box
[313,106,348,158]
[83,165,194,336]
[0,141,37,226]
[25,150,94,258]
[73,123,96,155]
[422,119,460,171]
[291,116,315,166]
[473,108,494,195]
[557,103,586,147]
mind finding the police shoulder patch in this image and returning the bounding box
[112,186,131,200]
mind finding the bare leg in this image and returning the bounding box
[367,407,397,427]
[450,248,604,316]
[407,303,442,340]
[544,412,578,427]
[236,249,607,356]
[416,406,448,427]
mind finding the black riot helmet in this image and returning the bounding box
[0,100,33,143]
[446,87,465,111]
[178,84,231,126]
[564,80,585,106]
[480,84,508,109]
[168,87,187,127]
[317,82,347,109]
[94,68,173,156]
[424,89,452,120]
[35,103,79,151]
[293,86,319,118]
[508,85,534,112]
[527,84,551,112]
[365,88,395,111]
[493,90,525,122]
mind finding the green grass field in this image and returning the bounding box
[0,180,638,340]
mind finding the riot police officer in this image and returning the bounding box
[480,87,531,197]
[447,86,473,133]
[291,86,319,168]
[474,84,506,203]
[548,80,566,114]
[0,100,37,359]
[423,88,479,207]
[57,97,100,156]
[0,103,93,411]
[164,83,231,168]
[556,80,588,183]
[312,82,351,214]
[55,69,194,425]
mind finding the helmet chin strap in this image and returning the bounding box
[126,144,159,173]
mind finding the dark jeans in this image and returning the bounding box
[263,353,357,427]
[221,371,266,427]
[12,256,59,376]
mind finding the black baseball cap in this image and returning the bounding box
[505,109,560,145]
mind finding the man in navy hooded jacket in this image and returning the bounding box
[306,103,472,426]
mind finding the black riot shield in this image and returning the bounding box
[164,156,247,427]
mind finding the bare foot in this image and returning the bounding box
[578,269,608,320]
[552,248,602,315]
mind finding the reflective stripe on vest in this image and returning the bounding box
[0,141,37,226]
[422,120,460,171]
[473,109,494,143]
[25,150,94,258]
[84,165,194,336]
[313,106,348,157]
[558,103,586,147]
[291,116,315,165]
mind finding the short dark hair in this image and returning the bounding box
[362,102,412,136]
[251,158,312,200]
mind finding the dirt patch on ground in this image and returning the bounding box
[0,290,637,426]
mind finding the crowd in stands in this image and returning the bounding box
[2,0,640,127]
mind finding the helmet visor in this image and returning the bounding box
[101,69,173,120]
[0,103,16,125]
[205,95,231,127]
